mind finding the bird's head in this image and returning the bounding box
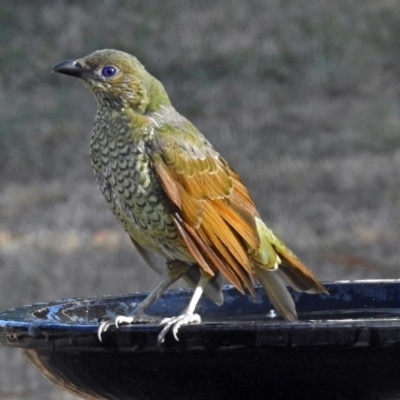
[53,49,170,112]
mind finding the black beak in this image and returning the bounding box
[52,59,89,78]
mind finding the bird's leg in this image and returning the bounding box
[98,260,188,342]
[158,272,209,344]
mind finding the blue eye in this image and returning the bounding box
[101,66,117,77]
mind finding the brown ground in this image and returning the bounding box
[1,1,400,398]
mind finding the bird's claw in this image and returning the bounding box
[157,312,201,344]
[97,314,160,342]
[97,316,134,342]
[115,315,135,328]
[97,318,116,342]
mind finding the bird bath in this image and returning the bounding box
[1,280,400,400]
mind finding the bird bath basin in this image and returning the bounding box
[1,280,400,400]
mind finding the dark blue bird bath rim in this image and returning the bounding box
[1,280,400,400]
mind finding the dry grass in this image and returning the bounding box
[1,0,400,398]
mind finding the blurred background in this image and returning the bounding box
[1,0,400,398]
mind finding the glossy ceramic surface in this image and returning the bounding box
[1,280,400,400]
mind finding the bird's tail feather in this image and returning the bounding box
[254,266,297,321]
[277,263,326,294]
[255,217,328,295]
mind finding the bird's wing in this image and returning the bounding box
[150,123,260,295]
[132,236,225,304]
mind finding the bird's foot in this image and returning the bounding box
[97,313,160,342]
[157,311,201,344]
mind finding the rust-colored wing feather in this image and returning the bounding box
[151,125,259,295]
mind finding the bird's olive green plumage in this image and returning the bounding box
[53,49,327,341]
